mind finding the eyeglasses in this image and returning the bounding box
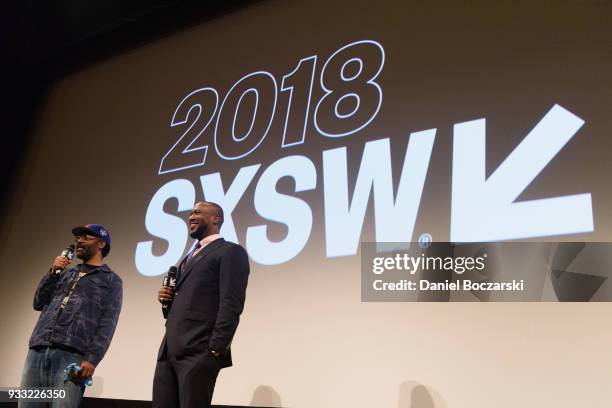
[73,235,99,242]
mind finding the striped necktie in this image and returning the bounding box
[187,241,202,264]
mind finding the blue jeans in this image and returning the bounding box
[19,347,86,408]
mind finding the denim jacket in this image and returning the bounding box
[28,264,123,366]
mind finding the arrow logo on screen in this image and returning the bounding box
[451,104,593,242]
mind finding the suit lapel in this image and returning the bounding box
[176,238,226,289]
[175,256,188,283]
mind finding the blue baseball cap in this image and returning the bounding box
[72,224,112,255]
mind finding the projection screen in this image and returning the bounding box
[1,0,611,406]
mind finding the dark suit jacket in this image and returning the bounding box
[158,238,249,368]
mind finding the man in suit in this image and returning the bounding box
[153,201,250,408]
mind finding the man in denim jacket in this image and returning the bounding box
[20,224,122,408]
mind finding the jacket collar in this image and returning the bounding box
[70,263,112,275]
[96,263,112,273]
[176,238,225,289]
[196,233,222,248]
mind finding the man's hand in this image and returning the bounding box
[51,256,71,273]
[79,361,95,378]
[158,286,174,304]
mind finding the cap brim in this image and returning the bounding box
[72,226,100,237]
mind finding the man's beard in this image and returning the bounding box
[76,247,93,262]
[189,224,206,240]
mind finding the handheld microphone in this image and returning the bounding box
[54,245,75,275]
[161,266,178,310]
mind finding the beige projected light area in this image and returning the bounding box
[1,0,612,407]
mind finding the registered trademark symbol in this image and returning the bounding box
[418,233,432,249]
